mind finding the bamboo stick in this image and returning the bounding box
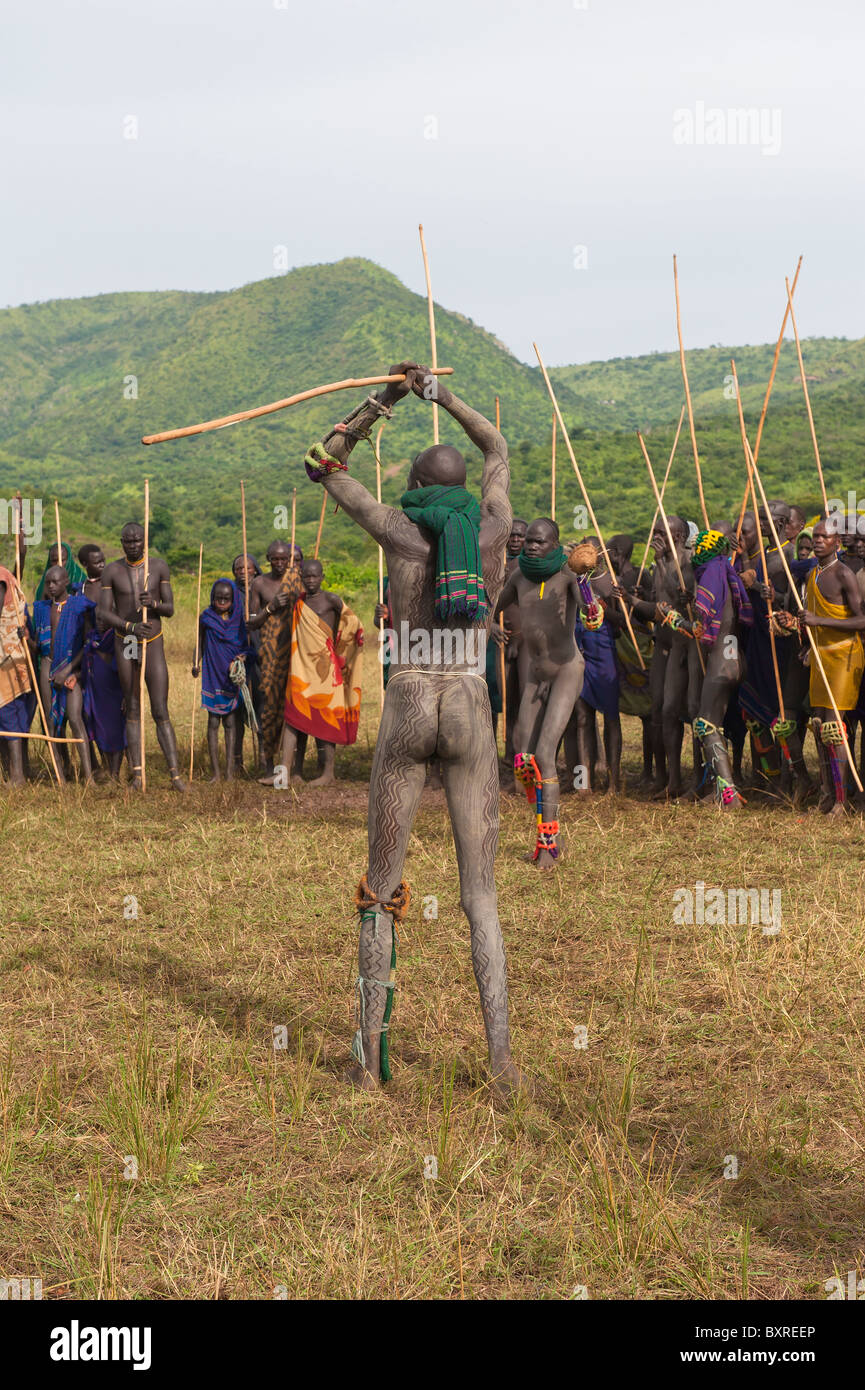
[418,224,439,445]
[534,342,645,668]
[730,358,785,720]
[735,257,803,534]
[140,478,149,793]
[188,542,204,781]
[141,369,454,446]
[673,255,710,529]
[638,431,705,675]
[748,441,862,791]
[635,405,686,588]
[786,275,828,513]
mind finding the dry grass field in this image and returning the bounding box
[1,579,864,1300]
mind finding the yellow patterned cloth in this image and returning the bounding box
[806,568,865,710]
[284,600,363,744]
[0,567,31,709]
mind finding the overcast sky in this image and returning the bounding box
[2,0,862,363]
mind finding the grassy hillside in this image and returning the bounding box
[0,258,862,577]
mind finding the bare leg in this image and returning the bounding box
[307,741,335,786]
[207,712,222,781]
[347,678,435,1090]
[6,738,25,786]
[65,682,93,783]
[259,723,297,785]
[603,712,622,793]
[439,677,518,1097]
[576,698,597,792]
[224,715,237,780]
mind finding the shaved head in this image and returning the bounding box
[408,444,467,488]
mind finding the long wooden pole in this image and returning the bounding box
[550,413,557,524]
[635,405,686,588]
[735,257,803,534]
[141,369,454,447]
[495,396,501,431]
[54,499,62,559]
[638,431,706,675]
[418,224,439,445]
[290,489,297,568]
[673,255,710,529]
[188,542,204,782]
[786,275,828,513]
[534,342,645,668]
[240,480,250,623]
[730,359,785,720]
[748,441,862,791]
[313,492,327,560]
[140,478,149,793]
[373,421,386,713]
[11,506,63,789]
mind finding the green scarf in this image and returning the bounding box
[34,541,88,600]
[400,484,487,622]
[518,546,566,582]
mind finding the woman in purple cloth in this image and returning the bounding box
[192,579,253,781]
[573,539,623,793]
[82,624,126,780]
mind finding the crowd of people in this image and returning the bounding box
[2,488,864,841]
[487,498,865,868]
[0,524,363,788]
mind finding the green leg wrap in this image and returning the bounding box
[379,929,397,1083]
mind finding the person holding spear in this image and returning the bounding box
[776,518,865,814]
[97,522,186,789]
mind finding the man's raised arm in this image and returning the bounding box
[307,362,422,545]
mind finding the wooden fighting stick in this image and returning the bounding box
[735,257,803,536]
[638,431,705,676]
[534,343,645,669]
[188,542,204,782]
[730,358,785,721]
[673,255,710,530]
[140,369,454,446]
[418,224,440,445]
[748,441,862,792]
[635,405,686,588]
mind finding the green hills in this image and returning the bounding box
[0,257,862,576]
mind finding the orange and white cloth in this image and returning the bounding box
[0,566,31,709]
[284,598,363,744]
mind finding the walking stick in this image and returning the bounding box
[673,255,710,530]
[189,542,204,781]
[748,442,862,791]
[730,358,785,720]
[140,478,149,792]
[54,499,62,560]
[534,342,645,668]
[290,488,297,568]
[418,224,439,445]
